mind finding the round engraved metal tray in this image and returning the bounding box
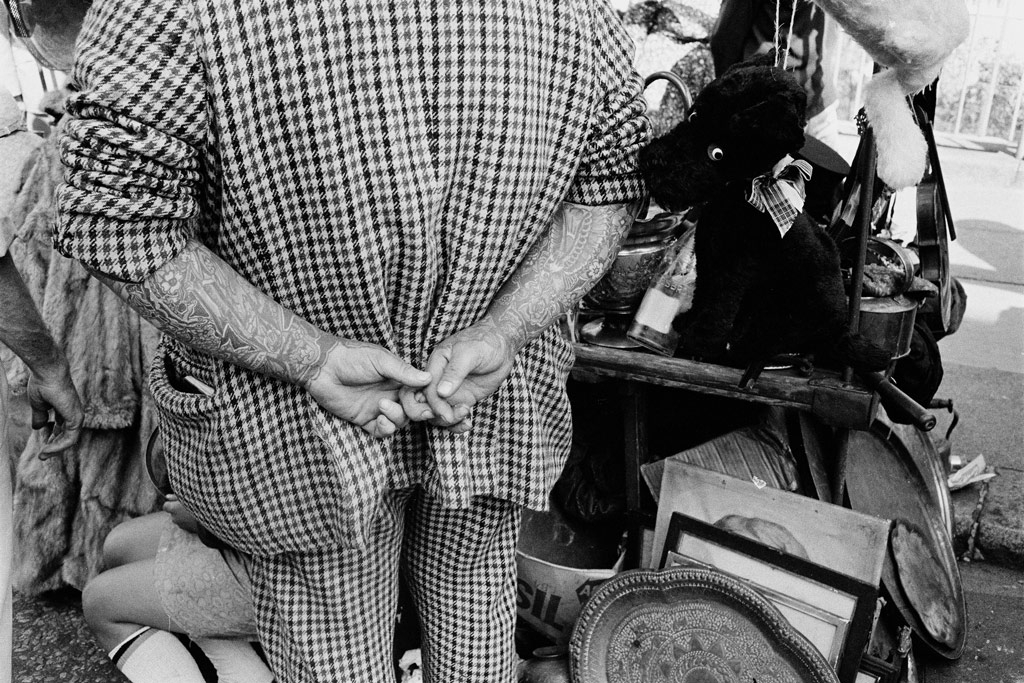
[845,419,967,660]
[569,567,838,683]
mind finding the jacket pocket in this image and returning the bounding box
[149,343,219,422]
[149,341,222,506]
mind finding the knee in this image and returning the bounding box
[82,572,117,631]
[101,521,137,570]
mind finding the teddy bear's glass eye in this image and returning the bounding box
[707,145,725,161]
[687,111,698,123]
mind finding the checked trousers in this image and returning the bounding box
[246,488,522,682]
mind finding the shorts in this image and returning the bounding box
[153,515,258,639]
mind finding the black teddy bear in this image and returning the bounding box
[639,53,889,385]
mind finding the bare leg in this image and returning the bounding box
[86,514,273,682]
[83,557,187,652]
[82,553,210,682]
[100,512,170,571]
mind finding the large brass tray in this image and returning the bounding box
[569,567,839,683]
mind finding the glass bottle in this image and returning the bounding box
[626,222,698,355]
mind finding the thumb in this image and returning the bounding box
[373,351,432,388]
[436,348,478,399]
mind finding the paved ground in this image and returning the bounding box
[927,562,1024,683]
[12,590,124,683]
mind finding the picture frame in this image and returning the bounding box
[661,511,878,683]
[650,460,891,587]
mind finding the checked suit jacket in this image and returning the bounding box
[55,0,650,555]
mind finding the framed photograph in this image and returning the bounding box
[650,460,891,587]
[662,512,877,683]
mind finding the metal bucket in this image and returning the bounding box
[859,295,918,360]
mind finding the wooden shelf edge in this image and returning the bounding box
[572,343,877,430]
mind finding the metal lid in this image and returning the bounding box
[864,237,916,296]
[844,419,967,659]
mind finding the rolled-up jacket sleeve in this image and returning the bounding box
[55,0,206,283]
[564,2,651,206]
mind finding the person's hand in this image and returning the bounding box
[26,360,84,459]
[162,494,200,534]
[305,338,432,438]
[408,320,517,433]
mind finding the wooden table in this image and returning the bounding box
[571,342,881,568]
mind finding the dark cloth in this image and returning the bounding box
[892,320,944,408]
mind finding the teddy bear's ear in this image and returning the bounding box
[748,49,779,69]
[720,49,778,78]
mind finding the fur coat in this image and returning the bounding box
[4,124,160,593]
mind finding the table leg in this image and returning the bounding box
[622,380,653,568]
[830,427,853,505]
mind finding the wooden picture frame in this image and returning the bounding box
[661,512,877,683]
[650,460,891,587]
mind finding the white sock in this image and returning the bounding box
[110,627,206,683]
[195,638,275,683]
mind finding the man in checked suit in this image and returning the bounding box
[55,1,650,680]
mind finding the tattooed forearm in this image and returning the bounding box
[97,239,334,387]
[486,199,643,353]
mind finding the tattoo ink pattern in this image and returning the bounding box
[488,199,642,354]
[102,240,334,387]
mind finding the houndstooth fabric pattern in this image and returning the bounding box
[55,0,650,555]
[402,492,521,682]
[247,489,521,682]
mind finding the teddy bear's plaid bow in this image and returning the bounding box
[747,157,814,237]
